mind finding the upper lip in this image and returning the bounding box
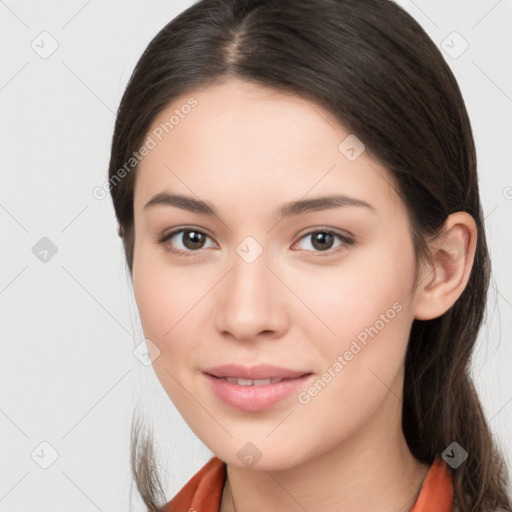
[204,364,311,380]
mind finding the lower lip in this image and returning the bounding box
[204,373,313,411]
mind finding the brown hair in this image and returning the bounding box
[108,0,511,510]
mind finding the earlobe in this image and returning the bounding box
[413,212,477,321]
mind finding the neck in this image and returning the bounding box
[220,392,430,512]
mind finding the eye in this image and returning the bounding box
[157,227,354,257]
[292,229,354,256]
[158,228,216,256]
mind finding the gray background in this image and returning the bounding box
[1,0,511,510]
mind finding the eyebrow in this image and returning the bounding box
[143,192,375,217]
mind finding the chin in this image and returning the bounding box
[204,437,313,472]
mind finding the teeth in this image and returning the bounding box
[253,378,271,385]
[222,377,281,385]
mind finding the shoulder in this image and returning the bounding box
[410,457,454,512]
[163,456,226,512]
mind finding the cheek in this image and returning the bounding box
[291,244,415,348]
[133,245,185,347]
[291,237,416,402]
[291,300,413,453]
[133,261,168,342]
[132,253,203,407]
[132,244,215,365]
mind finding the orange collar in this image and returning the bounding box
[165,456,453,512]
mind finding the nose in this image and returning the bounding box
[214,247,289,343]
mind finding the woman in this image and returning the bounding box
[108,0,511,510]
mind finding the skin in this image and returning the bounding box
[131,79,476,512]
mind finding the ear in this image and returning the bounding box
[413,212,477,321]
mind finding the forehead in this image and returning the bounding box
[133,79,402,217]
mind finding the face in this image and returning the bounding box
[132,79,420,470]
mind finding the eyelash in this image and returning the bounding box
[157,227,355,258]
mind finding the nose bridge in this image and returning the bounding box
[214,235,287,340]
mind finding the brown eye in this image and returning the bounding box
[159,228,215,255]
[294,229,354,255]
[181,230,206,250]
[310,232,335,251]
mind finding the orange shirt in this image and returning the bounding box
[165,456,453,512]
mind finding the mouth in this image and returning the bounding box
[207,375,308,385]
[202,366,314,411]
[203,363,311,381]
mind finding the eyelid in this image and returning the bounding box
[292,227,355,257]
[157,226,355,256]
[157,226,218,256]
[294,226,355,243]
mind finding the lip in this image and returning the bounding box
[203,364,311,380]
[203,364,313,412]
